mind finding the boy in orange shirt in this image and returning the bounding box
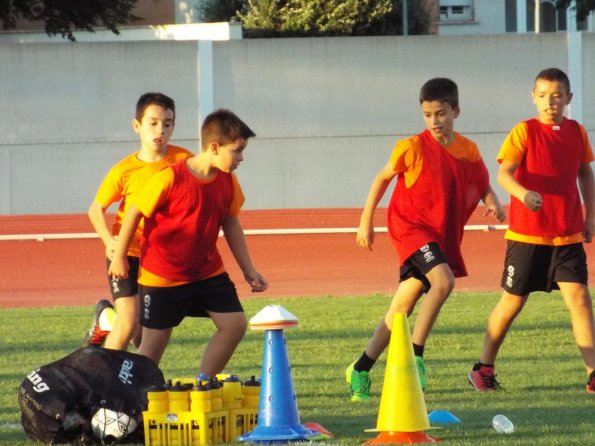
[85,92,192,350]
[468,68,595,393]
[108,109,267,377]
[347,78,504,401]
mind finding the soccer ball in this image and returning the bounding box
[91,408,137,444]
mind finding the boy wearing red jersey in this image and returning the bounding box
[347,78,504,401]
[108,109,268,377]
[85,93,192,350]
[468,68,595,393]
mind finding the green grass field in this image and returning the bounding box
[1,292,594,445]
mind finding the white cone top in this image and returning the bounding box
[249,305,299,330]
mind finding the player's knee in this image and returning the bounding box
[431,273,455,298]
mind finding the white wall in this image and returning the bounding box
[0,32,593,214]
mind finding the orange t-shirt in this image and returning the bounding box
[387,130,489,277]
[134,160,244,287]
[391,131,482,187]
[497,118,594,245]
[94,145,192,257]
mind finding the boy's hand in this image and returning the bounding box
[483,204,506,222]
[108,255,129,279]
[523,191,543,211]
[356,223,374,250]
[105,236,119,261]
[245,270,268,293]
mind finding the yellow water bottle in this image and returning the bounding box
[147,384,169,413]
[242,376,261,409]
[222,375,243,409]
[190,383,211,413]
[208,378,223,411]
[168,381,189,412]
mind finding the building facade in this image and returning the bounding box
[438,0,595,34]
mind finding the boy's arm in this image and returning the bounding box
[357,161,397,251]
[108,204,143,279]
[498,159,543,211]
[481,186,506,222]
[578,162,595,243]
[88,200,118,260]
[222,216,268,292]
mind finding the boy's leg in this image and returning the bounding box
[137,327,173,365]
[365,278,425,359]
[199,311,247,377]
[410,263,454,346]
[479,291,527,365]
[104,295,141,350]
[346,278,424,401]
[558,282,595,377]
[468,291,527,391]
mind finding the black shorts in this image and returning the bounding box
[399,242,448,292]
[139,272,244,329]
[106,256,139,299]
[500,241,588,295]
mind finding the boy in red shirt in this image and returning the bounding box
[108,109,268,377]
[468,68,595,393]
[85,92,192,350]
[347,78,504,401]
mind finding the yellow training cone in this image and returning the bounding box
[364,312,438,444]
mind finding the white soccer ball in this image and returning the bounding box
[91,408,137,443]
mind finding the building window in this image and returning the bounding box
[439,0,473,22]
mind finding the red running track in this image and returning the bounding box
[1,208,594,308]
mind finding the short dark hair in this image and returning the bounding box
[136,92,175,121]
[419,78,459,109]
[201,109,256,149]
[534,67,571,94]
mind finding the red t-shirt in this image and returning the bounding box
[134,160,244,284]
[387,130,489,277]
[498,118,594,245]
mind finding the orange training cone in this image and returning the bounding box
[364,312,439,444]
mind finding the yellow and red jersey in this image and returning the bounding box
[387,130,489,277]
[94,145,192,257]
[498,118,594,246]
[134,160,244,286]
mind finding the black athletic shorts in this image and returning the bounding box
[399,242,448,292]
[139,272,243,329]
[106,256,139,299]
[500,240,588,295]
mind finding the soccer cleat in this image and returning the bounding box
[468,363,501,391]
[586,371,595,394]
[345,362,371,402]
[82,299,115,347]
[415,356,427,391]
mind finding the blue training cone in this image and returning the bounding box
[238,328,318,443]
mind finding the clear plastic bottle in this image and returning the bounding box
[492,414,514,434]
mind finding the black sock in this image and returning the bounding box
[413,343,424,357]
[354,351,376,372]
[474,362,494,370]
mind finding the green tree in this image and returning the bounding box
[199,0,244,23]
[238,0,284,36]
[557,0,595,21]
[0,0,140,41]
[200,0,430,37]
[279,0,393,36]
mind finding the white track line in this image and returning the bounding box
[0,225,508,241]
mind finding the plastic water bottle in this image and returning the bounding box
[492,414,514,434]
